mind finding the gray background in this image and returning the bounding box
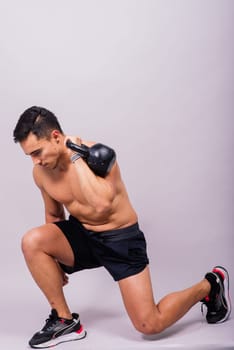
[0,0,233,349]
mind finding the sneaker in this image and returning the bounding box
[29,309,87,348]
[201,265,232,324]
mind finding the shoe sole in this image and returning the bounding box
[29,327,87,349]
[212,265,232,323]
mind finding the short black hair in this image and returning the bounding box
[13,106,64,143]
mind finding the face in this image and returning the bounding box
[20,131,63,169]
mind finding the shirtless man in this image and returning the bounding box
[13,106,231,348]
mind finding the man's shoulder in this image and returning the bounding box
[81,139,96,147]
[33,165,44,188]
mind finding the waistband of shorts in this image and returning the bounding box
[89,222,140,242]
[69,215,140,242]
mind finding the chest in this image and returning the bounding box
[42,168,82,205]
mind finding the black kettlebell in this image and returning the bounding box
[66,139,116,177]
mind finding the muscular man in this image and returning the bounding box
[13,106,231,349]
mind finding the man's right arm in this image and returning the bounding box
[33,167,65,224]
[40,188,65,223]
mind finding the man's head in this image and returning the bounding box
[13,106,63,143]
[14,106,66,169]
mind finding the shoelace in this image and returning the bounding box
[42,313,61,332]
[201,303,205,316]
[201,292,227,317]
[201,296,211,316]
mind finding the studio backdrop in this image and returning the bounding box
[0,0,233,347]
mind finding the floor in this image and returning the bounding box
[2,307,233,350]
[2,268,234,350]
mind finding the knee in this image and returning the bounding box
[21,227,44,257]
[132,316,165,335]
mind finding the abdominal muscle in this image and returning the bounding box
[40,162,138,232]
[65,193,138,232]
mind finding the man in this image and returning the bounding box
[14,106,231,349]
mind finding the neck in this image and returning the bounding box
[52,135,82,172]
[56,151,71,172]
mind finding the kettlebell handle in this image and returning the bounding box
[65,139,89,158]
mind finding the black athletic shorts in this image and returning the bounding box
[54,215,149,281]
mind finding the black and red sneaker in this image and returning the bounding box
[202,266,231,324]
[29,309,87,348]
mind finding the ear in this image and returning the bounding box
[51,130,61,143]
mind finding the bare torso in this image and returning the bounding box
[33,140,138,232]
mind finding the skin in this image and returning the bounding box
[20,130,211,335]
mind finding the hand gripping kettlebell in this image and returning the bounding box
[66,139,116,177]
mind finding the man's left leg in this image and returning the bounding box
[118,266,211,334]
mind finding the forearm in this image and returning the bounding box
[45,208,66,224]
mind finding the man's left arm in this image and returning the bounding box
[65,136,118,213]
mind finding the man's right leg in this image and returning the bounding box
[22,223,87,348]
[21,223,75,319]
